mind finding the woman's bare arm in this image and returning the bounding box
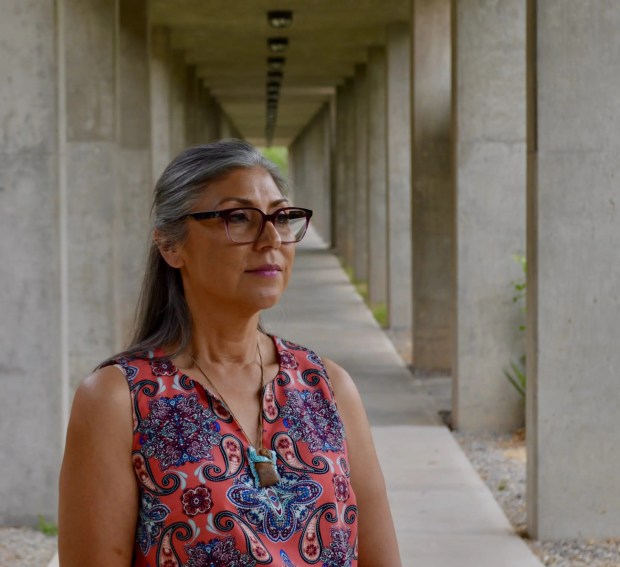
[58,366,138,566]
[323,357,402,567]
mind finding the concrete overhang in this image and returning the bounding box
[150,0,410,146]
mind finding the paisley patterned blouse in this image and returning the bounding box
[111,336,358,567]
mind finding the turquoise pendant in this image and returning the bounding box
[248,447,280,488]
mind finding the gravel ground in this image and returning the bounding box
[0,527,56,567]
[454,430,620,567]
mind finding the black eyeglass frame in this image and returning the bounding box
[182,206,313,244]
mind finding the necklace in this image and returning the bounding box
[192,341,280,488]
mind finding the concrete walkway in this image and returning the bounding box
[262,229,543,567]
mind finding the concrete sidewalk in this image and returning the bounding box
[262,229,543,567]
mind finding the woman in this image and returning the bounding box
[59,139,401,566]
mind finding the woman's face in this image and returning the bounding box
[169,166,296,316]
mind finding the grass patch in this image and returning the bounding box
[37,515,58,537]
[371,302,388,328]
[340,260,387,328]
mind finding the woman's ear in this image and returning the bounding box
[154,230,184,269]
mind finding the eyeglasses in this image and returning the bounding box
[183,206,313,244]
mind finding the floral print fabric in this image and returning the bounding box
[113,336,358,566]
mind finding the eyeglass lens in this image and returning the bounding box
[226,208,308,243]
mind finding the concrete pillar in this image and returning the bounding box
[386,23,413,361]
[116,0,152,350]
[343,78,357,269]
[411,0,453,374]
[184,66,200,146]
[353,65,369,283]
[334,84,348,256]
[0,0,61,526]
[64,0,118,390]
[367,47,388,308]
[150,27,173,180]
[321,103,333,244]
[169,50,187,155]
[452,0,526,433]
[297,103,332,243]
[203,89,220,141]
[527,0,620,539]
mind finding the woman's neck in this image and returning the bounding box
[187,305,263,365]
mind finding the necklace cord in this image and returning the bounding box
[192,340,264,451]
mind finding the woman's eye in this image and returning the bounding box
[228,211,250,223]
[274,212,290,224]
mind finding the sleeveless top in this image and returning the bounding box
[112,336,358,567]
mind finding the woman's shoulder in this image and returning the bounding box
[69,365,134,433]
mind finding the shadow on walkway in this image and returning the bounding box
[263,229,543,567]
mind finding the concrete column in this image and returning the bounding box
[411,0,453,374]
[219,106,240,139]
[297,104,332,243]
[367,47,388,308]
[334,85,348,256]
[64,0,118,390]
[169,50,187,155]
[0,0,61,526]
[386,23,413,361]
[343,78,357,269]
[184,66,200,146]
[321,103,333,245]
[353,64,369,283]
[150,27,173,180]
[203,89,220,142]
[527,0,620,539]
[116,0,152,350]
[452,0,526,433]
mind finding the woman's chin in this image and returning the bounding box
[249,290,284,312]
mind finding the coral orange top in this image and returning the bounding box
[111,336,358,567]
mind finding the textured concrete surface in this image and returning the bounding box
[386,23,413,347]
[353,64,369,283]
[452,0,527,433]
[367,46,388,306]
[263,230,543,566]
[411,0,453,374]
[0,0,62,527]
[527,1,620,539]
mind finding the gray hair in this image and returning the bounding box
[103,139,288,365]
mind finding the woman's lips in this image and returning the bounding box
[246,264,282,277]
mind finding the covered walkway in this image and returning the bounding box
[263,230,542,566]
[3,0,620,549]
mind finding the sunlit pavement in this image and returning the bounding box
[262,228,543,567]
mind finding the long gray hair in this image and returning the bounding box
[104,139,288,364]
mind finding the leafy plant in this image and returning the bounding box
[505,255,527,399]
[504,355,526,399]
[37,515,58,537]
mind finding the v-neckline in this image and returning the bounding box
[160,334,283,448]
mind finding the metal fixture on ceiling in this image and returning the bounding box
[265,12,292,145]
[267,10,293,29]
[267,37,289,53]
[267,71,283,82]
[267,57,285,71]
